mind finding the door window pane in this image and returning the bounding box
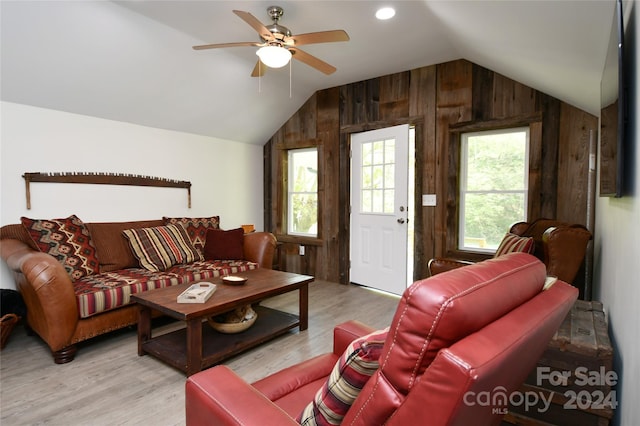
[360,139,395,214]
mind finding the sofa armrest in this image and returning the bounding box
[0,238,79,352]
[243,232,277,269]
[186,365,299,426]
[333,320,377,355]
[427,258,474,276]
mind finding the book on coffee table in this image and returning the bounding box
[177,282,217,303]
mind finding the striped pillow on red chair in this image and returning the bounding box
[494,233,535,258]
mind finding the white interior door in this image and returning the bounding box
[350,124,409,295]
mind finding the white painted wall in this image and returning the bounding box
[593,1,639,424]
[0,101,264,289]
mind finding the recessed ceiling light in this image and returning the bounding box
[376,7,396,20]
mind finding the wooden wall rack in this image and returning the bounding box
[23,172,191,209]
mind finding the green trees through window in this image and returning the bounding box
[459,128,529,251]
[288,148,318,236]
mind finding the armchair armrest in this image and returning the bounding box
[543,225,592,283]
[251,320,377,402]
[427,258,474,276]
[243,232,277,269]
[186,365,299,426]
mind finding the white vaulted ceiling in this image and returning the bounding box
[1,1,615,145]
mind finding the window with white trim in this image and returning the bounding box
[287,148,318,237]
[459,127,529,252]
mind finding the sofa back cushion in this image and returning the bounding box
[0,224,38,250]
[86,220,164,272]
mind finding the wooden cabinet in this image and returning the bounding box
[503,300,615,426]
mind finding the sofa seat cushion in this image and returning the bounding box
[73,260,258,318]
[166,259,257,282]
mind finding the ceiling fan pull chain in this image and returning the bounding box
[259,61,262,93]
[289,60,292,99]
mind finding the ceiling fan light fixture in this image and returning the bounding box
[256,45,291,68]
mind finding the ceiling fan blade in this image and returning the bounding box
[286,30,350,46]
[233,10,274,42]
[290,47,337,75]
[251,60,266,77]
[192,41,261,50]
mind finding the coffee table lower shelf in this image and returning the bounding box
[141,306,299,374]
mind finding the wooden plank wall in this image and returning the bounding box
[264,59,597,285]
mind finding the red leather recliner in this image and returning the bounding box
[186,253,578,426]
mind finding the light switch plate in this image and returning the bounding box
[422,194,437,206]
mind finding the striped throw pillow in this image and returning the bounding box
[297,328,388,426]
[123,224,202,272]
[494,233,535,258]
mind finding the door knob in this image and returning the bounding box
[397,218,405,224]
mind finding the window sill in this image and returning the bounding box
[275,234,323,246]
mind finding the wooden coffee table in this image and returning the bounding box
[131,268,313,375]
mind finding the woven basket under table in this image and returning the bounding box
[1,314,19,350]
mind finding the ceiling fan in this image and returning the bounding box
[193,6,349,77]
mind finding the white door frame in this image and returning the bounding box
[349,124,410,295]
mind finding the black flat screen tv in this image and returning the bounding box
[600,0,626,197]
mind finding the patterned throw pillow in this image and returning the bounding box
[122,224,203,272]
[21,215,100,281]
[297,328,388,426]
[494,233,535,258]
[203,228,245,260]
[163,216,220,254]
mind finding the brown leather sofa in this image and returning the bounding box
[185,253,578,425]
[0,219,276,364]
[429,218,592,284]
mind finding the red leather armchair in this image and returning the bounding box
[186,253,578,426]
[429,218,592,284]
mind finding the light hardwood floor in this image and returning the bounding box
[0,280,400,425]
